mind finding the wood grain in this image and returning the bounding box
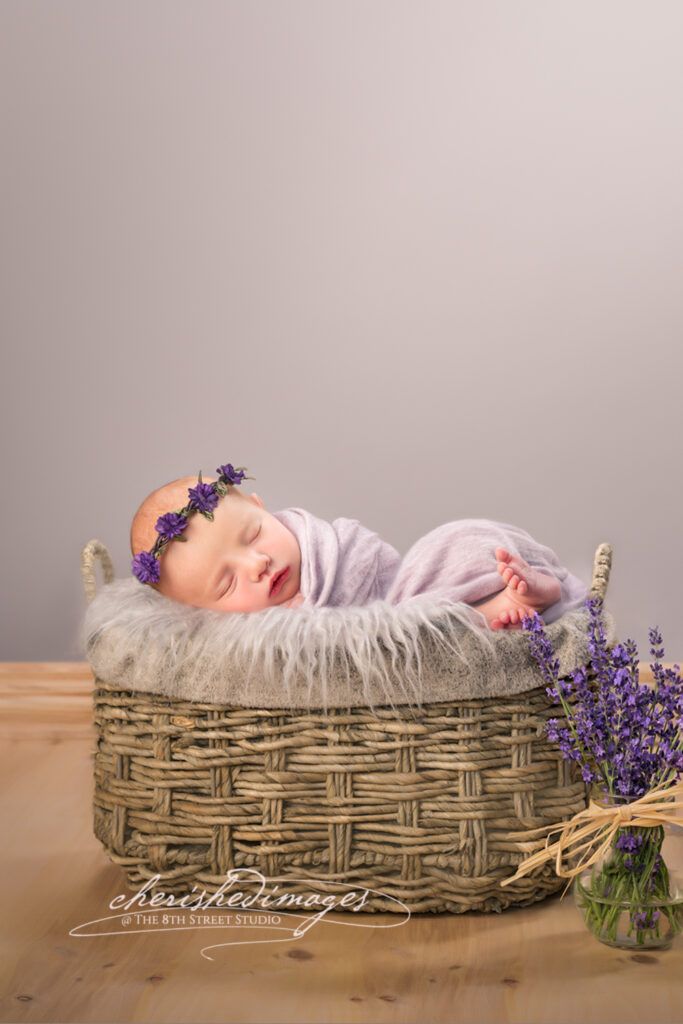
[0,663,681,1023]
[0,663,95,741]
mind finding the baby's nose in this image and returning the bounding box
[249,554,270,579]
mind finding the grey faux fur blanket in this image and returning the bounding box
[80,583,617,716]
[81,509,611,714]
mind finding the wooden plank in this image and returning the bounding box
[0,663,95,742]
[0,705,681,1021]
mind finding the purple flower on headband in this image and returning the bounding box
[130,460,251,586]
[187,481,219,513]
[155,511,188,540]
[217,463,246,485]
[131,551,160,584]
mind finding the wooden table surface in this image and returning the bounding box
[1,663,681,1024]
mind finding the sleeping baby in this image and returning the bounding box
[130,470,589,631]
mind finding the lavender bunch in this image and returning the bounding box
[522,596,683,947]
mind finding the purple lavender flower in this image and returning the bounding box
[187,481,219,514]
[216,463,245,485]
[521,595,683,799]
[616,833,644,854]
[647,853,664,892]
[154,511,188,540]
[131,551,160,584]
[632,908,661,930]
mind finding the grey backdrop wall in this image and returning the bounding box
[1,1,681,661]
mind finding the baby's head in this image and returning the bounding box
[130,475,301,613]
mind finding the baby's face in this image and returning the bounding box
[156,490,301,613]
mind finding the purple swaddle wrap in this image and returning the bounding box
[271,508,402,607]
[271,509,589,624]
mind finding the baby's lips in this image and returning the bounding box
[269,567,289,595]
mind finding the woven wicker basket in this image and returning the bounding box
[81,539,613,915]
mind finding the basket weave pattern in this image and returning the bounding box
[85,540,612,913]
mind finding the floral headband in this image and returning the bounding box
[131,462,254,585]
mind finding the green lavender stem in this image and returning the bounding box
[575,825,683,946]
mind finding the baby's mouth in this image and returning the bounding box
[270,567,289,595]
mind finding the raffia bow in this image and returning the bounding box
[499,778,683,901]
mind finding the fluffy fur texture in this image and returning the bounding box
[80,577,618,718]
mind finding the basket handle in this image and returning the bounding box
[80,539,115,604]
[589,542,612,601]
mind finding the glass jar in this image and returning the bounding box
[572,783,683,950]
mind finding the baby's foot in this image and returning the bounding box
[490,547,561,630]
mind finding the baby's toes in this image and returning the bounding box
[518,579,528,595]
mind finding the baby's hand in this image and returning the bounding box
[282,591,305,608]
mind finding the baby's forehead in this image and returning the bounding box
[132,476,246,552]
[216,491,255,531]
[157,476,244,518]
[185,492,256,558]
[156,475,212,510]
